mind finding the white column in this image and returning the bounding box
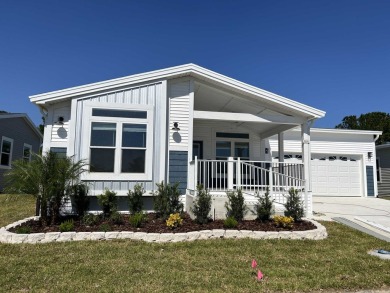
[227,157,234,190]
[301,121,312,217]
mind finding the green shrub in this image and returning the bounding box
[110,211,124,225]
[127,184,144,214]
[153,181,183,219]
[284,188,304,221]
[68,183,89,217]
[83,213,100,226]
[99,223,111,232]
[97,189,117,218]
[223,216,238,229]
[15,226,31,234]
[191,185,212,224]
[129,212,146,228]
[253,189,274,221]
[273,215,294,229]
[59,219,74,232]
[225,189,247,221]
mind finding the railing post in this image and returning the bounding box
[268,164,273,198]
[236,157,241,189]
[227,157,234,190]
[194,156,198,196]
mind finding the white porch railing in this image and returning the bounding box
[188,157,305,204]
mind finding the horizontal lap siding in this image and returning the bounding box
[377,148,390,195]
[366,166,375,196]
[0,118,41,191]
[169,151,188,194]
[73,82,165,194]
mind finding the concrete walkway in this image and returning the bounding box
[312,197,390,242]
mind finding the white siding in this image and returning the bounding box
[51,106,71,142]
[168,80,191,151]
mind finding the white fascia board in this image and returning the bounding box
[0,114,43,139]
[194,110,304,125]
[311,128,382,136]
[29,64,325,118]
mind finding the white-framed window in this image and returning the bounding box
[23,144,32,162]
[215,132,250,160]
[81,102,154,181]
[376,157,381,183]
[0,136,13,168]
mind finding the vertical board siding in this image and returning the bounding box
[366,166,375,196]
[72,82,165,194]
[377,148,390,195]
[169,81,191,149]
[0,118,41,191]
[169,151,188,194]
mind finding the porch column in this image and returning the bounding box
[278,132,284,163]
[301,121,312,217]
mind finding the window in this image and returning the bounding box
[0,137,13,167]
[82,102,153,181]
[377,158,381,183]
[216,132,249,139]
[23,144,32,162]
[215,132,249,160]
[50,147,67,159]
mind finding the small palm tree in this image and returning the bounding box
[4,152,87,225]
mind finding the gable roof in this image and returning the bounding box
[0,113,43,139]
[29,63,325,119]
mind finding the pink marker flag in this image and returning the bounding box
[257,270,264,281]
[251,259,257,269]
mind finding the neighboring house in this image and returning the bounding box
[0,113,43,191]
[28,64,379,217]
[376,144,390,196]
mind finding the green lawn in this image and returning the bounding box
[0,194,389,292]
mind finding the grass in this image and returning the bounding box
[1,194,390,292]
[0,194,36,227]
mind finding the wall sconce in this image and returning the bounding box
[56,116,64,125]
[368,152,373,159]
[171,122,180,131]
[265,148,269,154]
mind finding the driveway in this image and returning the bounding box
[312,197,390,239]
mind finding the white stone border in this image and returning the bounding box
[0,217,327,244]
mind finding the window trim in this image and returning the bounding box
[0,136,13,169]
[214,131,250,160]
[23,143,32,162]
[81,102,154,181]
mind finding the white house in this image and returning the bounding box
[29,64,380,217]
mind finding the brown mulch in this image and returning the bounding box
[9,213,317,234]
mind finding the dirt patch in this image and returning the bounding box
[9,213,317,234]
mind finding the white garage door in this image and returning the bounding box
[311,155,362,196]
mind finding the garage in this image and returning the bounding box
[311,154,362,197]
[275,153,363,197]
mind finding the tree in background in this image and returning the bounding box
[336,112,390,145]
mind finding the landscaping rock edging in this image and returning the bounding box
[0,217,327,244]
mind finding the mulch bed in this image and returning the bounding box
[9,213,317,234]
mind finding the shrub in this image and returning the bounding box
[59,219,74,232]
[68,183,89,217]
[153,181,183,219]
[284,188,304,221]
[127,184,144,214]
[166,213,183,229]
[99,223,111,232]
[225,189,247,221]
[83,213,100,226]
[191,185,212,224]
[129,212,146,228]
[253,189,274,221]
[110,211,124,225]
[273,215,294,229]
[15,226,31,234]
[223,216,238,229]
[97,189,117,218]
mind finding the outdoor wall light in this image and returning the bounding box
[265,148,269,154]
[56,116,65,125]
[368,152,373,158]
[172,122,180,131]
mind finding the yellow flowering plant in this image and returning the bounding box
[166,213,183,229]
[273,215,294,229]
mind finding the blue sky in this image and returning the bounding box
[1,0,389,128]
